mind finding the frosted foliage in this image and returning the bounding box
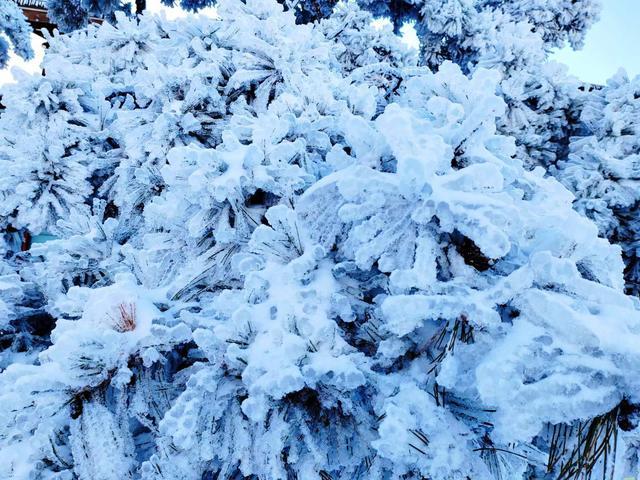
[0,258,53,368]
[45,0,129,31]
[0,0,33,68]
[0,46,125,235]
[344,0,602,172]
[497,61,580,169]
[321,2,416,73]
[0,2,639,480]
[403,1,599,170]
[301,66,639,465]
[2,0,130,66]
[557,71,640,296]
[341,0,601,73]
[328,0,599,172]
[494,0,601,49]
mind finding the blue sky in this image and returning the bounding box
[1,1,639,86]
[552,0,640,84]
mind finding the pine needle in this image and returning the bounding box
[549,402,621,480]
[110,302,137,332]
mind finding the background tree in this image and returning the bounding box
[0,0,34,68]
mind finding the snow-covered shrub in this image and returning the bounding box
[0,1,639,480]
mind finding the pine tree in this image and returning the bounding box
[1,2,640,479]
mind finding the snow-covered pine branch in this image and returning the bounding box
[556,71,640,296]
[0,0,34,68]
[0,1,639,480]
